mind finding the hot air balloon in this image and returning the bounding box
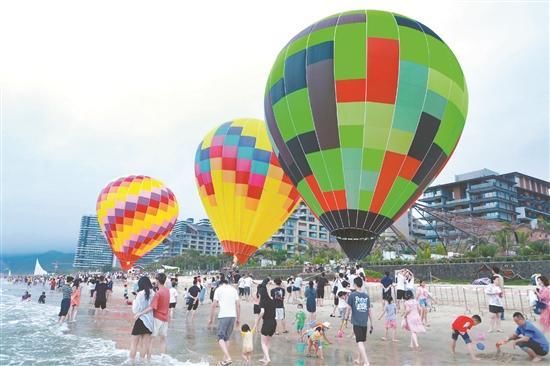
[264,10,468,259]
[96,175,179,270]
[194,118,301,264]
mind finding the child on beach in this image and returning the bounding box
[241,323,254,365]
[337,290,350,337]
[21,291,31,301]
[450,314,482,361]
[416,280,435,326]
[304,324,331,360]
[379,297,398,341]
[294,303,306,340]
[402,290,425,350]
[38,291,46,304]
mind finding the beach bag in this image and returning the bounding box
[534,300,547,315]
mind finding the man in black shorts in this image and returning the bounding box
[347,277,373,366]
[316,273,328,307]
[256,281,276,364]
[93,276,108,317]
[499,312,548,362]
[186,279,201,320]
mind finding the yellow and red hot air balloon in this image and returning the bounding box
[194,118,301,264]
[96,175,179,270]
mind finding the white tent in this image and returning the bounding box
[33,259,48,276]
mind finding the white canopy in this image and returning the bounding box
[33,259,48,276]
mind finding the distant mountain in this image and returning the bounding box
[0,251,74,274]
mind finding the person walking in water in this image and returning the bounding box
[347,276,373,366]
[130,276,154,362]
[58,276,73,324]
[209,275,240,366]
[69,279,81,322]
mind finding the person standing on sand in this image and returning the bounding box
[130,276,154,362]
[305,280,317,322]
[256,280,276,365]
[270,278,287,335]
[380,271,393,305]
[169,281,178,319]
[315,272,328,307]
[347,276,373,366]
[485,276,504,332]
[492,266,505,320]
[69,279,81,322]
[401,290,425,350]
[535,276,550,332]
[208,275,240,366]
[58,276,73,324]
[450,314,482,361]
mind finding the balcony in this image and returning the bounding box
[444,197,470,206]
[468,182,494,192]
[451,208,471,214]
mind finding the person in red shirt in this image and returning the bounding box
[135,273,170,354]
[451,314,482,360]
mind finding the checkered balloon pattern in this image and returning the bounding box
[195,118,301,264]
[265,10,468,259]
[96,175,179,270]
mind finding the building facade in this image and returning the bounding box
[73,215,114,270]
[412,169,549,243]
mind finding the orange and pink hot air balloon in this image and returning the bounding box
[96,175,179,270]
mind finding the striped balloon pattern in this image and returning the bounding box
[264,10,468,259]
[195,119,301,264]
[96,175,179,270]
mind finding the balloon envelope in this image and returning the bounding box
[195,118,301,263]
[265,10,468,259]
[96,175,179,270]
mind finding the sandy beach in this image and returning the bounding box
[37,276,543,365]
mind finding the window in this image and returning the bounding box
[309,232,317,238]
[309,224,317,230]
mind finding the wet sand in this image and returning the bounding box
[65,278,545,365]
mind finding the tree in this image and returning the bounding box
[433,242,447,255]
[494,230,511,256]
[416,244,431,260]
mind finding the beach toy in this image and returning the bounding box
[296,342,306,353]
[337,329,344,338]
[194,119,300,264]
[476,332,486,341]
[476,342,485,351]
[265,10,468,260]
[97,175,179,271]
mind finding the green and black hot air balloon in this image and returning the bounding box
[264,10,468,259]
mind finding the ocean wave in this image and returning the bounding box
[0,292,208,366]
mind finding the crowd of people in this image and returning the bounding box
[6,264,550,365]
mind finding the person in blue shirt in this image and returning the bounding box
[380,271,393,303]
[347,277,373,366]
[499,312,548,362]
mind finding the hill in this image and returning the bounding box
[0,251,74,274]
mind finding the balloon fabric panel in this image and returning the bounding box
[96,175,179,270]
[265,10,468,258]
[195,119,301,263]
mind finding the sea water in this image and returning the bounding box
[0,282,208,366]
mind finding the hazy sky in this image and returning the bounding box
[1,0,548,254]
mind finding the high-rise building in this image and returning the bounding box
[73,215,114,270]
[412,169,549,243]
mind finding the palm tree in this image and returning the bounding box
[494,230,510,256]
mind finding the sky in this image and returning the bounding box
[1,0,548,254]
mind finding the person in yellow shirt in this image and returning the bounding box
[241,324,254,365]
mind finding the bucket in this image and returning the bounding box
[296,342,306,353]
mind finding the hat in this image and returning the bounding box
[322,322,331,329]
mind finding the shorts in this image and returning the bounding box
[253,304,261,314]
[293,287,301,292]
[131,318,152,335]
[58,298,70,316]
[90,290,95,297]
[296,323,304,332]
[287,286,292,293]
[489,305,504,314]
[385,319,397,329]
[217,317,235,341]
[396,290,405,300]
[261,318,277,337]
[275,308,285,320]
[244,287,251,296]
[187,300,198,311]
[338,307,347,318]
[153,318,168,337]
[239,287,244,296]
[353,325,368,343]
[517,339,548,356]
[306,304,316,313]
[169,302,176,309]
[334,297,339,306]
[316,289,325,299]
[94,299,107,309]
[451,329,471,344]
[382,290,393,301]
[418,298,428,308]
